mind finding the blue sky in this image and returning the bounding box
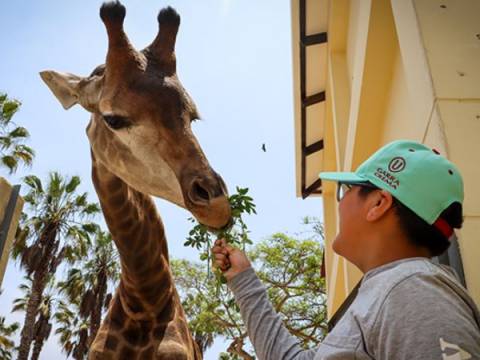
[0,0,323,358]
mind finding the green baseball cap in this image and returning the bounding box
[319,140,464,225]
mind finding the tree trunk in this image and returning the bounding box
[30,338,44,360]
[17,282,41,360]
[88,271,107,347]
[17,226,58,360]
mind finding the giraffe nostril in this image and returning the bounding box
[191,181,210,203]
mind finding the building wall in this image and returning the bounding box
[393,0,480,307]
[322,0,480,316]
[0,178,24,286]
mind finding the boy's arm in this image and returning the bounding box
[228,268,317,360]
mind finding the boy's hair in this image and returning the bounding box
[358,185,463,257]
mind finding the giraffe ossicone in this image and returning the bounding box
[41,1,231,358]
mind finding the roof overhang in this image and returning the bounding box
[291,0,329,198]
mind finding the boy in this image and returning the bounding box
[212,140,480,359]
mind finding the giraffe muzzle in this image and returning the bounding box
[184,174,232,228]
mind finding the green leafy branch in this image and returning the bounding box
[184,187,256,281]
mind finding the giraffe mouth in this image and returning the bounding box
[203,217,234,234]
[187,194,232,230]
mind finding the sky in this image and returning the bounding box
[0,0,323,358]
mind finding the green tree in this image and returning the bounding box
[57,229,120,356]
[250,233,327,347]
[0,314,19,360]
[0,93,34,174]
[172,259,242,357]
[173,221,327,359]
[11,172,100,360]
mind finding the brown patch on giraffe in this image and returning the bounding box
[133,254,151,274]
[155,306,175,326]
[110,197,131,216]
[108,298,127,329]
[142,281,170,307]
[153,324,167,339]
[108,191,127,209]
[106,177,124,193]
[139,319,154,334]
[122,324,145,347]
[141,345,155,358]
[119,283,145,315]
[105,333,119,351]
[119,345,137,360]
[122,222,142,239]
[139,223,151,243]
[115,216,136,233]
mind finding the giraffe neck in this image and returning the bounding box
[91,154,174,319]
[90,155,201,358]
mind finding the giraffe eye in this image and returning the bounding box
[102,115,131,130]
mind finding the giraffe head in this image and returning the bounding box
[40,1,231,229]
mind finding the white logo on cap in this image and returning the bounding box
[388,157,406,173]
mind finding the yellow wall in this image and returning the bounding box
[0,178,24,286]
[392,0,480,307]
[320,0,480,316]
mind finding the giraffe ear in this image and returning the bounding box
[40,70,104,112]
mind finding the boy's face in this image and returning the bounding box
[333,184,399,269]
[333,185,367,260]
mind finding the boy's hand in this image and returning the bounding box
[212,238,252,282]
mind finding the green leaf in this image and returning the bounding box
[12,146,34,165]
[0,135,12,149]
[1,155,17,173]
[75,194,87,207]
[81,222,99,233]
[48,172,64,198]
[65,176,81,193]
[8,126,29,138]
[1,99,21,122]
[23,175,43,193]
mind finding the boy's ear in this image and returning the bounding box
[366,190,394,222]
[40,70,104,113]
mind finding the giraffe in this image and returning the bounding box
[40,2,231,359]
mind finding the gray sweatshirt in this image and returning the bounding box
[228,257,480,360]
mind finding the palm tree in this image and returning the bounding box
[58,230,119,352]
[54,300,90,360]
[0,93,34,174]
[11,172,100,360]
[12,277,56,360]
[0,309,19,360]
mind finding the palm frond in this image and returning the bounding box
[23,175,43,194]
[8,126,29,139]
[65,176,81,194]
[1,155,17,173]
